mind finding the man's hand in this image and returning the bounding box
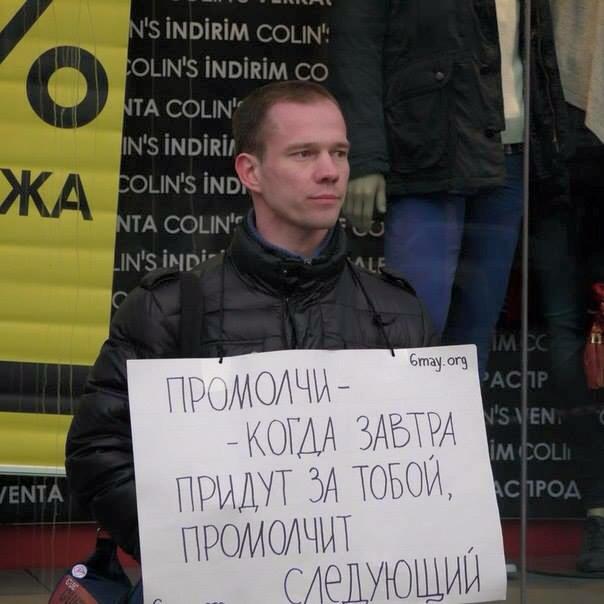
[343,173,387,231]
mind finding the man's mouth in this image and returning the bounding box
[309,194,340,201]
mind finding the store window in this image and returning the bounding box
[1,1,603,602]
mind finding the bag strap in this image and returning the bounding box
[179,270,203,358]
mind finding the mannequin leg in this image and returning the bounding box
[384,193,466,335]
[442,153,524,376]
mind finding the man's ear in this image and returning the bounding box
[235,153,262,193]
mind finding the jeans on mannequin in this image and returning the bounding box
[385,153,524,378]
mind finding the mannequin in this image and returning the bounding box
[536,0,604,573]
[328,0,523,377]
[329,0,604,573]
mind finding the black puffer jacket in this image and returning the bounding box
[66,222,436,559]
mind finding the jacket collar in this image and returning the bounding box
[228,217,348,296]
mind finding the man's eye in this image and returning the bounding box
[295,150,311,158]
[333,150,348,159]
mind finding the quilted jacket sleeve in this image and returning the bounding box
[328,0,391,179]
[65,279,179,560]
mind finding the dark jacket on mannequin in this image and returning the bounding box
[328,0,569,195]
[65,221,437,559]
[523,0,570,189]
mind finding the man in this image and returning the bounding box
[65,81,437,562]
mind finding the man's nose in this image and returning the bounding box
[314,152,339,181]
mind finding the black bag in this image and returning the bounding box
[49,271,205,603]
[48,529,132,603]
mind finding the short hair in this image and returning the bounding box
[232,80,342,157]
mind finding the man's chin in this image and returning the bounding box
[305,215,341,231]
[307,205,343,226]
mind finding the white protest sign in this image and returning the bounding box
[127,345,506,604]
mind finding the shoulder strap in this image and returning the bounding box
[179,270,203,358]
[379,266,416,296]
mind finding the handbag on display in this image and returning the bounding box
[584,282,604,390]
[48,529,132,604]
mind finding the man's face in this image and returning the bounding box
[242,99,350,252]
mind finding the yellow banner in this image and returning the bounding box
[0,0,130,365]
[0,412,71,471]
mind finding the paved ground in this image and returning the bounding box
[1,566,604,603]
